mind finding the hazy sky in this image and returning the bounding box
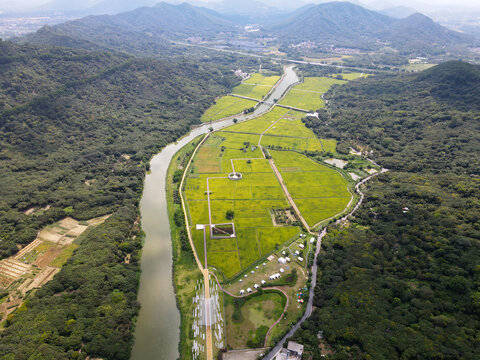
[2,0,480,12]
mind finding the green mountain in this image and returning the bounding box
[268,1,392,48]
[294,61,480,358]
[0,39,237,359]
[416,60,480,110]
[388,13,473,53]
[266,1,474,53]
[18,2,237,55]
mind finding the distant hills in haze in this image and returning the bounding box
[15,1,476,57]
[266,2,474,53]
[18,2,238,56]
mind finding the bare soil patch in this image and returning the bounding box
[223,349,267,360]
[324,158,348,169]
[34,246,63,268]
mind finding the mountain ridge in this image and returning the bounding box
[266,1,474,53]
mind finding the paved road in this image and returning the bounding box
[262,229,326,360]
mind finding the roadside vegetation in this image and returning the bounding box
[166,137,207,360]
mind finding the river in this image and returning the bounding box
[130,65,299,360]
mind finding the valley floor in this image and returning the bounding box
[170,67,381,359]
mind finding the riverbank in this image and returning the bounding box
[165,136,209,360]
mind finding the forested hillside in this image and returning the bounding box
[293,61,480,359]
[267,2,474,54]
[18,2,237,56]
[0,39,237,359]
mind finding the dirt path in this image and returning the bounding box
[269,158,313,234]
[256,112,314,234]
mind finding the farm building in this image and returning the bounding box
[299,244,304,249]
[278,257,287,265]
[287,341,304,358]
[298,257,304,262]
[247,288,252,293]
[239,289,245,295]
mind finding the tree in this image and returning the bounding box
[226,210,234,220]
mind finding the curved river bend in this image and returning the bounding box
[131,66,299,360]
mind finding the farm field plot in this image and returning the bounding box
[243,73,280,86]
[201,95,257,122]
[184,131,301,278]
[231,74,280,100]
[270,150,352,227]
[185,73,354,278]
[224,106,291,134]
[0,215,109,322]
[330,72,368,80]
[279,77,346,111]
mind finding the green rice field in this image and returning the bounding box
[231,73,280,100]
[201,95,257,123]
[271,150,351,227]
[279,77,346,111]
[184,72,354,278]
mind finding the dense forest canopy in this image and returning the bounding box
[0,39,238,359]
[293,61,480,359]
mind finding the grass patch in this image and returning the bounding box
[225,290,285,349]
[50,244,78,268]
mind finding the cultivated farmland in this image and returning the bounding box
[184,105,351,278]
[201,95,257,123]
[279,77,346,111]
[231,73,280,100]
